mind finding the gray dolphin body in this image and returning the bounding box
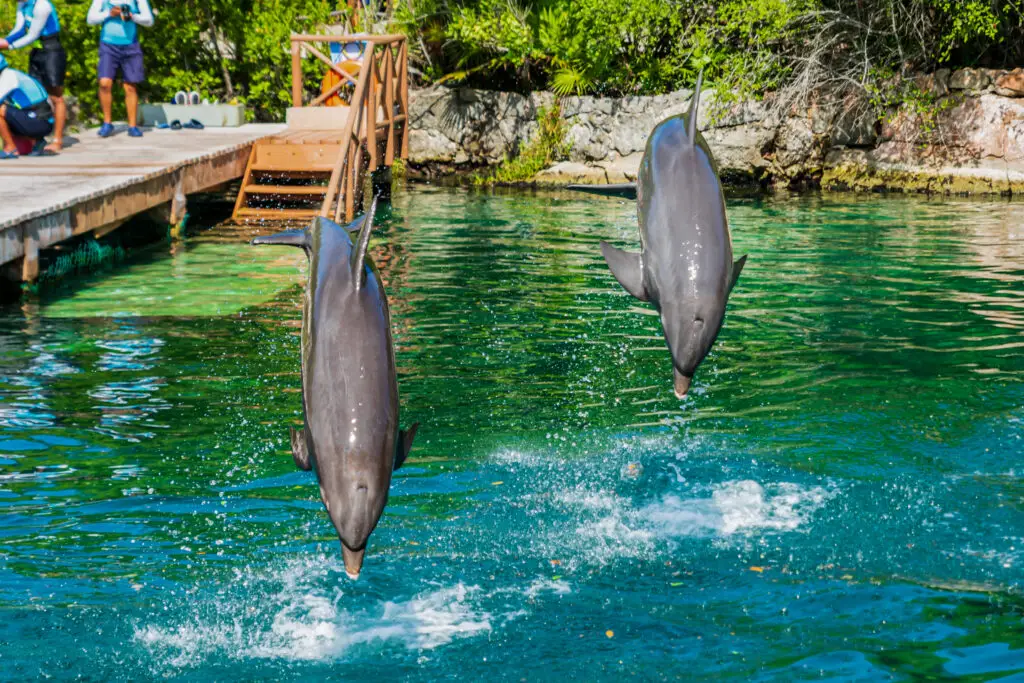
[252,199,417,579]
[570,75,747,398]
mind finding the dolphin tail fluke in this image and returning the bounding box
[600,241,648,301]
[250,228,310,249]
[567,183,638,200]
[289,427,312,471]
[395,422,419,471]
[352,195,380,291]
[687,68,704,146]
[730,254,747,292]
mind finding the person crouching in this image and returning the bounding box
[0,54,54,158]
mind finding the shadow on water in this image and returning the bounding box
[0,187,1022,680]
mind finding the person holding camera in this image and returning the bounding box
[0,0,67,153]
[86,0,153,138]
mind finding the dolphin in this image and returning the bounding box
[251,197,417,579]
[570,73,746,398]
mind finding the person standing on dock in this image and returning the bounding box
[0,0,67,153]
[0,54,55,159]
[86,0,154,138]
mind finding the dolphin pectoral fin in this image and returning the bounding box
[352,196,380,291]
[567,183,638,200]
[730,254,748,292]
[250,228,310,250]
[395,422,419,471]
[600,242,648,301]
[289,427,312,471]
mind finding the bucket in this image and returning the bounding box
[13,136,34,155]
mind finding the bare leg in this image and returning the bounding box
[99,78,114,124]
[0,105,17,154]
[124,82,138,128]
[45,86,65,153]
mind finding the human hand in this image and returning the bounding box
[0,39,9,50]
[110,6,122,17]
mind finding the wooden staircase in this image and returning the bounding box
[232,33,408,224]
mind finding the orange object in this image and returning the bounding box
[320,60,361,107]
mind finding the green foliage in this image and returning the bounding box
[1,0,1020,125]
[475,102,568,185]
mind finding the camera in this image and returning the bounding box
[119,4,133,18]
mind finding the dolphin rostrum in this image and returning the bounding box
[251,197,417,579]
[570,73,747,398]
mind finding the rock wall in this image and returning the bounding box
[407,67,1024,194]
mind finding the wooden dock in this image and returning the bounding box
[0,123,285,283]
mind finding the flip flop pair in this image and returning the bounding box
[157,119,204,130]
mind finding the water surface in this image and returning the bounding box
[1,188,1022,680]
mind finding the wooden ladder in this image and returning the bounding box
[231,33,409,226]
[232,139,342,222]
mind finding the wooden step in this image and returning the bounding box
[243,185,327,195]
[235,208,319,220]
[251,143,342,173]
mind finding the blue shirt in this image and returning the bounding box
[5,1,61,50]
[0,67,50,109]
[87,0,154,46]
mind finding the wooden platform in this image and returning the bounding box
[0,123,285,282]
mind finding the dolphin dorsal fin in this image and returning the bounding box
[687,69,704,146]
[250,228,310,251]
[351,196,380,291]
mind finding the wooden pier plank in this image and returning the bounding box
[0,123,285,279]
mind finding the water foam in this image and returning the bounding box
[643,480,834,538]
[134,557,491,670]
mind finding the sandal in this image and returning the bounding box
[183,119,205,130]
[30,141,56,156]
[0,150,19,159]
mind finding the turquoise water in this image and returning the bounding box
[1,188,1022,680]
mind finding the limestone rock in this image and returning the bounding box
[950,68,991,92]
[995,69,1024,97]
[408,76,1024,195]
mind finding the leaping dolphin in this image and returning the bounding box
[570,73,747,398]
[252,198,417,579]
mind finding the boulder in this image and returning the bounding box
[995,69,1024,97]
[949,68,991,92]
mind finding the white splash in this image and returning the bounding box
[525,578,571,598]
[643,480,834,538]
[134,558,491,669]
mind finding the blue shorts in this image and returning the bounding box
[4,103,55,140]
[98,41,145,84]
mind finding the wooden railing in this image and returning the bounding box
[289,34,409,222]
